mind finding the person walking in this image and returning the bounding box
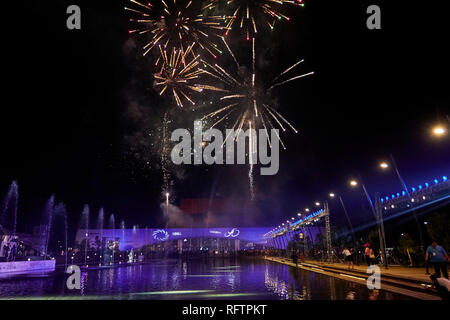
[425,241,449,279]
[3,243,10,262]
[292,249,299,267]
[349,248,355,270]
[365,244,373,266]
[7,240,17,262]
[342,247,353,270]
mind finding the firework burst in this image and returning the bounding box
[153,43,225,107]
[200,38,312,200]
[125,0,229,61]
[206,0,304,40]
[201,37,313,149]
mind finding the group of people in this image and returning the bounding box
[0,235,19,262]
[342,247,356,269]
[342,240,449,275]
[341,245,376,270]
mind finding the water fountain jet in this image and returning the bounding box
[1,181,19,236]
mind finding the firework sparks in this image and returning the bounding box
[125,0,230,60]
[153,43,225,107]
[161,111,172,197]
[207,0,304,40]
[201,37,313,149]
[200,37,312,200]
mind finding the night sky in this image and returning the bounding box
[1,1,449,232]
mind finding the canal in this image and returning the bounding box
[0,258,413,300]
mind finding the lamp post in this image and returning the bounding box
[379,155,425,253]
[432,114,449,137]
[350,178,388,269]
[433,126,446,136]
[329,193,356,249]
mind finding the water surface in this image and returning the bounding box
[0,258,413,300]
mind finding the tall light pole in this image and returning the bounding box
[380,155,425,253]
[324,201,332,263]
[329,193,356,249]
[350,178,388,269]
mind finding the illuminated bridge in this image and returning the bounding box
[75,227,273,253]
[74,176,449,255]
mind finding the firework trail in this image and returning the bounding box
[161,111,172,198]
[206,0,305,40]
[125,0,230,61]
[248,120,255,200]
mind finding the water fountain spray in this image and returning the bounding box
[109,214,115,265]
[54,202,68,267]
[43,195,55,259]
[80,204,90,267]
[1,181,19,236]
[97,208,104,264]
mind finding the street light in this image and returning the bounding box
[315,202,320,206]
[379,162,389,169]
[329,193,355,249]
[432,125,447,136]
[379,155,425,252]
[349,180,358,186]
[305,208,310,212]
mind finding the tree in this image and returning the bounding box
[367,228,379,250]
[398,233,415,266]
[426,211,450,250]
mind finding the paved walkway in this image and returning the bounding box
[265,256,443,300]
[301,259,434,283]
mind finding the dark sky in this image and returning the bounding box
[1,0,449,232]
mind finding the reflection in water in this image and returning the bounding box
[369,289,380,300]
[80,271,87,296]
[263,261,405,300]
[264,263,308,300]
[0,259,411,300]
[329,277,336,300]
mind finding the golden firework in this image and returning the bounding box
[154,43,225,107]
[206,0,305,40]
[125,0,230,61]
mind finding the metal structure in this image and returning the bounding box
[374,193,388,269]
[264,202,333,262]
[379,175,449,216]
[357,178,388,269]
[324,202,332,262]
